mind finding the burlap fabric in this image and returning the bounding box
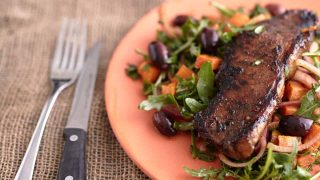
[0,0,162,179]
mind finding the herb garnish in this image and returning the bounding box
[254,25,265,34]
[253,59,263,66]
[185,142,312,179]
[190,131,215,162]
[295,83,320,120]
[249,4,269,18]
[210,1,236,18]
[125,64,140,80]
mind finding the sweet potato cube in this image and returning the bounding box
[297,155,316,168]
[195,55,222,70]
[278,135,301,147]
[270,130,280,144]
[161,82,177,95]
[285,81,308,101]
[228,12,250,27]
[137,61,160,83]
[303,124,320,152]
[175,65,194,79]
[280,105,298,116]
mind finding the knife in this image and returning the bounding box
[57,42,101,180]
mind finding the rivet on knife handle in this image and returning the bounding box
[58,128,86,180]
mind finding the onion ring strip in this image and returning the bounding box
[218,137,267,168]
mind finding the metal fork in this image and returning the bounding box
[15,18,87,180]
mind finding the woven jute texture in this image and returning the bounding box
[0,0,162,179]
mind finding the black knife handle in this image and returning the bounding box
[58,128,86,180]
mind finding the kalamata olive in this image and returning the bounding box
[153,111,176,136]
[200,27,219,53]
[172,15,189,27]
[148,41,169,70]
[171,15,197,27]
[162,105,189,121]
[265,3,286,16]
[278,115,313,137]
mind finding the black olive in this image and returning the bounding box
[278,115,313,137]
[265,3,286,16]
[200,27,219,53]
[153,111,176,137]
[162,105,188,121]
[171,15,197,27]
[172,15,189,27]
[148,41,169,70]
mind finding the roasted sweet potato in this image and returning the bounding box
[278,135,301,147]
[303,124,320,152]
[280,105,299,116]
[195,55,221,70]
[297,154,315,168]
[228,12,250,27]
[161,82,177,95]
[270,130,280,144]
[137,61,160,83]
[285,80,308,101]
[175,65,194,79]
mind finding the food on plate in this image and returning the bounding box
[195,10,317,161]
[126,1,320,179]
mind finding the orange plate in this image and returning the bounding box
[105,0,320,179]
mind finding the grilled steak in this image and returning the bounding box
[195,10,318,160]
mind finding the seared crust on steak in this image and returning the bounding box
[195,10,318,160]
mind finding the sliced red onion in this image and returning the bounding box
[267,132,320,152]
[218,135,267,168]
[278,101,301,108]
[268,122,279,130]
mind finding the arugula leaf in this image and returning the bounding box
[296,166,311,179]
[173,121,194,131]
[134,49,149,60]
[190,131,215,162]
[125,64,140,80]
[142,82,153,95]
[211,1,236,18]
[180,106,194,118]
[189,43,201,56]
[197,62,215,104]
[217,23,257,43]
[183,167,219,179]
[256,147,273,180]
[185,141,311,179]
[138,94,178,111]
[183,167,216,178]
[185,98,206,113]
[295,83,320,120]
[302,50,320,57]
[250,4,269,18]
[175,76,197,100]
[173,19,209,56]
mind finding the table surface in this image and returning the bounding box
[0,0,161,179]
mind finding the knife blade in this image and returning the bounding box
[58,42,102,180]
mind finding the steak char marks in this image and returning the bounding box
[195,10,317,160]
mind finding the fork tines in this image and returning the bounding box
[51,18,87,79]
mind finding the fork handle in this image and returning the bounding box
[14,81,67,180]
[58,128,86,180]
